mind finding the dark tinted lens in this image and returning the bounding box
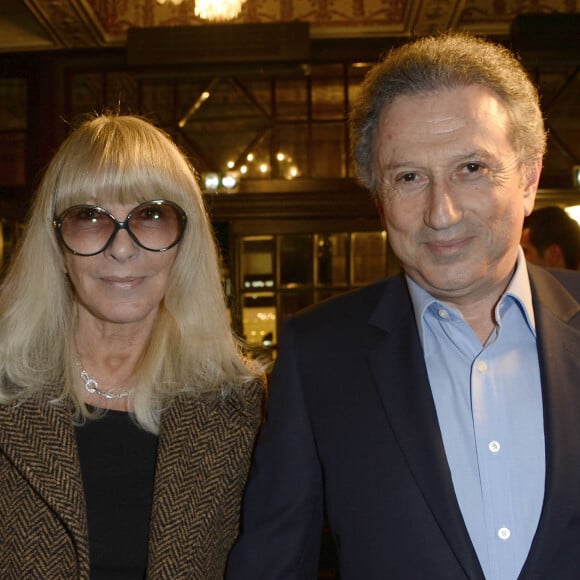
[59,206,116,256]
[55,200,186,255]
[127,201,184,251]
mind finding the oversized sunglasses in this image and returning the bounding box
[53,199,187,256]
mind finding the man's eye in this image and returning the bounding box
[398,173,418,182]
[462,162,485,175]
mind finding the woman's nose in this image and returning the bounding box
[103,226,139,261]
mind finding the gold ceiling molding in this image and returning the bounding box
[54,0,472,41]
[23,0,109,48]
[9,0,580,51]
[405,0,466,35]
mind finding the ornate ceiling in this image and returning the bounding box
[0,0,578,196]
[3,0,579,52]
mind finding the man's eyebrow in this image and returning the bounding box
[382,162,418,171]
[383,153,488,170]
[456,150,494,161]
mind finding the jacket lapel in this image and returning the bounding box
[147,387,262,577]
[148,394,221,574]
[367,276,485,579]
[0,393,88,563]
[519,266,580,578]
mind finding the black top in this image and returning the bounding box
[75,410,158,579]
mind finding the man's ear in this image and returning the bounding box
[544,243,566,269]
[522,158,543,217]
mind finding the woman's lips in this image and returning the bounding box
[101,276,144,289]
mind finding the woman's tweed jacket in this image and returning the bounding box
[0,379,263,579]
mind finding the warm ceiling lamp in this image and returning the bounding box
[195,0,247,20]
[156,0,247,21]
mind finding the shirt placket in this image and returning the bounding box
[471,340,520,580]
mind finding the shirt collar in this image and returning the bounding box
[502,247,535,334]
[406,247,535,344]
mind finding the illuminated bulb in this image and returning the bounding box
[194,0,247,21]
[221,173,238,189]
[204,173,220,190]
[566,205,580,226]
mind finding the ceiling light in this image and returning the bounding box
[195,0,247,21]
[156,0,247,21]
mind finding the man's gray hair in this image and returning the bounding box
[350,33,547,194]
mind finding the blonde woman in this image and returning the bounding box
[0,114,264,579]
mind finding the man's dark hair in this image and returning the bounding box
[524,206,580,269]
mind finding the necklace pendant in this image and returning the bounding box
[78,367,131,400]
[81,371,98,394]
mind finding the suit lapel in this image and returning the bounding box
[519,266,580,578]
[367,276,485,579]
[0,393,88,558]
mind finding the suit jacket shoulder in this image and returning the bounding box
[528,263,580,330]
[290,275,410,348]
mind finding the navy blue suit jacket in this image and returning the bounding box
[227,264,580,579]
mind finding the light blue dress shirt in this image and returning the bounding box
[406,250,545,580]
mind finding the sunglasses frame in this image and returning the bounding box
[53,199,187,256]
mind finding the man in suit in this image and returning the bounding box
[521,206,580,270]
[227,33,580,580]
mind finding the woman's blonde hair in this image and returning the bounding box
[0,114,262,433]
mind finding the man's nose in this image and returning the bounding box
[424,178,463,229]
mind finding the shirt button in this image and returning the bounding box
[498,527,511,540]
[488,440,501,453]
[438,308,449,319]
[476,360,488,373]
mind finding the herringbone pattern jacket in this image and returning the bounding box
[0,379,264,579]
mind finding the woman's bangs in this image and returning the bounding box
[52,117,199,217]
[53,157,182,215]
[52,154,107,214]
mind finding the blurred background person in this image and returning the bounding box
[521,205,580,269]
[0,114,264,579]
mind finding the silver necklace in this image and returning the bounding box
[79,366,131,400]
